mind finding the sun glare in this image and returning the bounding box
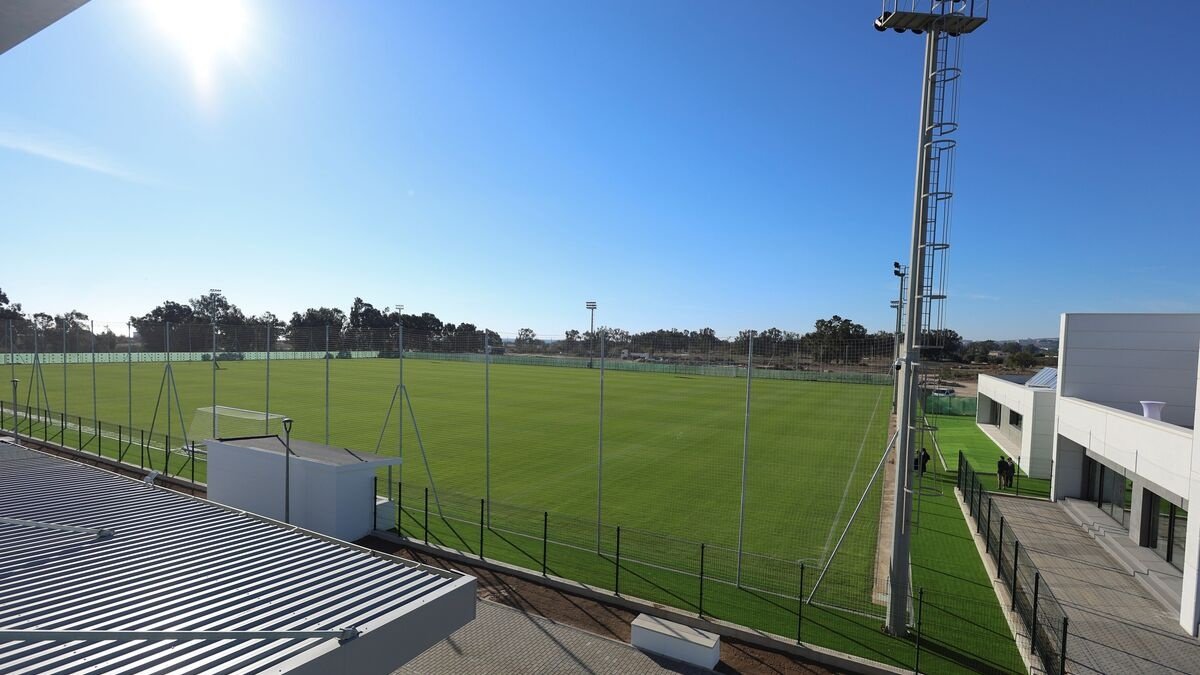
[142,0,250,97]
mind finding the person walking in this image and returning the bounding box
[920,447,931,475]
[996,456,1007,490]
[1005,457,1017,488]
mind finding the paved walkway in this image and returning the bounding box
[994,496,1200,674]
[397,600,709,674]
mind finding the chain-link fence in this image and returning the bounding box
[960,453,1069,675]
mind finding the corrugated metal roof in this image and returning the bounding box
[0,442,471,674]
[1025,367,1058,389]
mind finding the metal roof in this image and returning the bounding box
[1025,367,1058,389]
[216,435,402,467]
[0,442,473,674]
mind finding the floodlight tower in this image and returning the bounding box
[874,0,988,636]
[585,301,598,368]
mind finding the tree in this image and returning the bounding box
[515,328,538,348]
[0,289,24,322]
[921,328,964,361]
[803,315,868,363]
[190,291,246,326]
[1006,351,1036,369]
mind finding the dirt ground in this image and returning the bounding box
[361,536,845,675]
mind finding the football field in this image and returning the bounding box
[7,356,890,596]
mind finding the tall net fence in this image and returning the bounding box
[2,319,895,624]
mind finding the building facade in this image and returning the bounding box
[1050,313,1200,635]
[976,368,1056,479]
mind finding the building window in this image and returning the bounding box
[1155,502,1187,572]
[1009,410,1023,429]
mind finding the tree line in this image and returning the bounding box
[0,288,991,365]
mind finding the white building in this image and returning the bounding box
[976,368,1057,479]
[1050,313,1200,635]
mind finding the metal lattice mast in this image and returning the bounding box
[873,0,988,636]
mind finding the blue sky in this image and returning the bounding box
[1,1,1196,340]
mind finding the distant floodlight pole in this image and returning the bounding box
[892,263,908,413]
[586,301,597,368]
[282,417,293,524]
[874,0,989,636]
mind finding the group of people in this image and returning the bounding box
[996,455,1017,488]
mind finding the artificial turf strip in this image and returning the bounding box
[927,413,1051,500]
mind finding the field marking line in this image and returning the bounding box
[819,387,884,564]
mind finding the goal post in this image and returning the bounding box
[189,406,287,444]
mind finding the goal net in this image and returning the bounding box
[189,406,288,444]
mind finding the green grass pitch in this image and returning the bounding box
[9,357,888,563]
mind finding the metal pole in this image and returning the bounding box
[423,487,429,545]
[62,321,66,419]
[212,323,217,438]
[397,319,403,483]
[166,322,172,458]
[10,380,16,434]
[1031,572,1041,656]
[542,512,548,576]
[797,562,805,643]
[479,498,485,559]
[325,324,331,445]
[892,268,905,413]
[985,497,992,553]
[887,27,940,637]
[283,418,293,524]
[595,329,605,549]
[699,543,706,617]
[914,588,925,673]
[737,331,753,585]
[1060,616,1069,674]
[485,331,491,526]
[90,320,97,424]
[127,322,132,433]
[265,324,272,434]
[1012,540,1020,607]
[615,525,621,594]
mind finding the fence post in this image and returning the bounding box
[699,543,706,618]
[423,487,429,545]
[479,498,485,559]
[957,450,963,490]
[374,477,379,532]
[985,497,993,553]
[1031,572,1041,656]
[997,516,1005,575]
[1060,616,1069,674]
[140,429,145,469]
[914,587,924,674]
[78,416,83,450]
[1011,540,1021,608]
[615,525,621,595]
[542,512,548,577]
[797,562,805,644]
[190,441,196,486]
[118,425,123,461]
[976,487,983,532]
[96,420,103,454]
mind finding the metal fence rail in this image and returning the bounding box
[959,452,1068,675]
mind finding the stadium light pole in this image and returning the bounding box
[282,417,293,524]
[10,379,17,431]
[891,263,907,413]
[394,304,403,491]
[586,301,597,368]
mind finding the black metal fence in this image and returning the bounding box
[0,401,206,487]
[959,452,1068,675]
